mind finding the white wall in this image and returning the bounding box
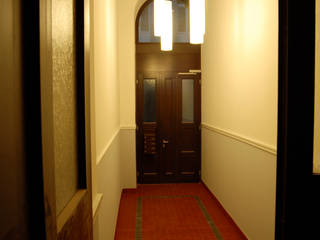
[201,0,278,239]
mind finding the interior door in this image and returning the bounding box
[159,72,178,182]
[137,71,201,183]
[39,0,93,239]
[137,72,161,183]
[176,73,201,182]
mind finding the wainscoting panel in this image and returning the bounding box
[202,125,277,240]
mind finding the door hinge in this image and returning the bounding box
[199,79,201,85]
[136,125,139,131]
[136,80,138,84]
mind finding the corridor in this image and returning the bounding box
[115,183,246,240]
[1,0,285,239]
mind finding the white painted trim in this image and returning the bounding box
[201,123,277,155]
[96,128,120,165]
[93,193,103,221]
[120,125,136,130]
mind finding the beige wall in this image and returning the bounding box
[91,0,122,239]
[116,0,146,190]
[314,0,320,173]
[118,0,135,127]
[91,0,140,239]
[202,0,278,148]
[117,0,148,126]
[120,128,137,188]
[94,0,119,157]
[202,0,278,239]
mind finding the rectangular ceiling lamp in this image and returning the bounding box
[190,0,205,44]
[154,0,163,37]
[161,1,173,51]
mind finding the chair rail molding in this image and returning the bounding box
[201,123,277,156]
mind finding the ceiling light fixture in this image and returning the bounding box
[160,1,173,51]
[154,0,163,37]
[189,0,205,44]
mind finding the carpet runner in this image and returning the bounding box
[115,183,247,240]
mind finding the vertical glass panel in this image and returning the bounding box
[182,79,194,122]
[138,2,160,43]
[144,79,156,122]
[52,0,79,214]
[314,1,320,174]
[174,0,190,42]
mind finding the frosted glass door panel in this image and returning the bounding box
[182,79,194,122]
[52,0,79,214]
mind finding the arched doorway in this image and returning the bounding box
[135,0,202,183]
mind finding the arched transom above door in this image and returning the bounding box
[137,0,190,43]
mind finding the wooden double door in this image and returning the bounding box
[137,71,201,183]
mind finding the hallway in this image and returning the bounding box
[93,0,278,239]
[115,183,246,240]
[0,0,281,239]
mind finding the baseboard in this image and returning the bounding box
[200,180,248,240]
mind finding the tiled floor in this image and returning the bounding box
[115,183,247,240]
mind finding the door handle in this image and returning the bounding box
[162,139,169,148]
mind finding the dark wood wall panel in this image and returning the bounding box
[136,43,200,72]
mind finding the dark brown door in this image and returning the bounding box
[137,71,201,183]
[159,72,178,182]
[176,73,201,182]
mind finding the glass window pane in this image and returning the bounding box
[138,2,160,43]
[144,79,156,122]
[138,0,189,43]
[182,79,194,122]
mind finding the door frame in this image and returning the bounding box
[20,0,46,238]
[40,0,93,238]
[22,0,93,238]
[276,0,319,238]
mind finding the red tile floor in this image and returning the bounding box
[115,183,247,240]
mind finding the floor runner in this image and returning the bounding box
[115,183,247,240]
